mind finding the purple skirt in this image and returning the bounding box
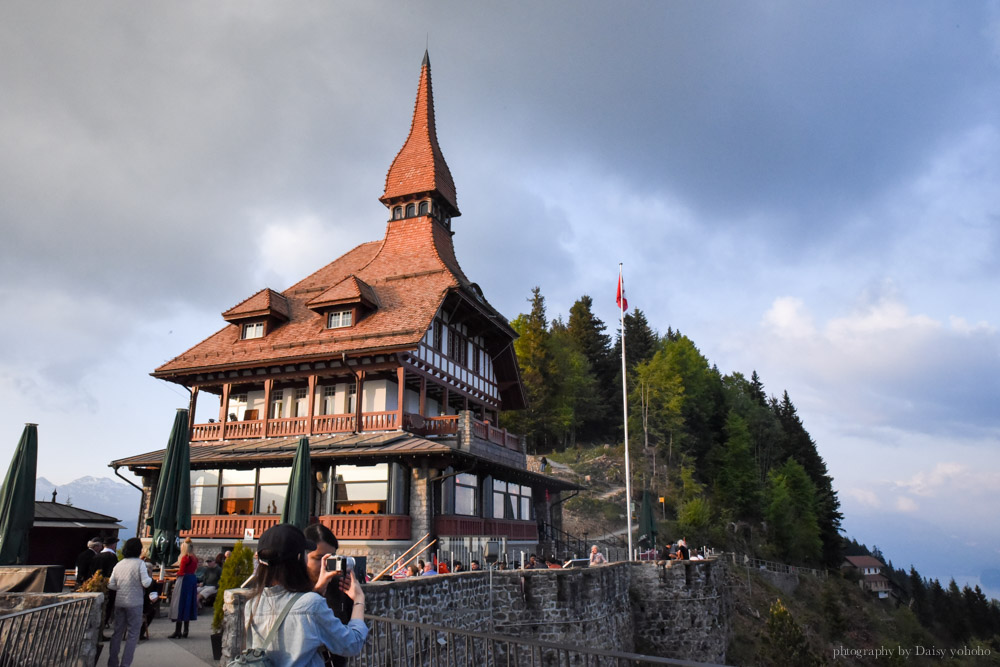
[170,573,199,622]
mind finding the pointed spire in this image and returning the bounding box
[381,51,460,217]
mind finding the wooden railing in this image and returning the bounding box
[179,514,409,541]
[267,416,310,437]
[434,516,538,541]
[311,414,355,433]
[190,411,521,452]
[183,515,281,539]
[360,411,398,431]
[319,514,411,541]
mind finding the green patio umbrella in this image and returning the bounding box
[147,409,192,570]
[280,437,312,529]
[0,424,38,565]
[637,489,658,553]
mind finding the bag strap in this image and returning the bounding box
[248,592,303,652]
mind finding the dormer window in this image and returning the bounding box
[405,203,416,217]
[327,310,353,329]
[242,322,264,339]
[419,201,429,215]
[392,206,403,220]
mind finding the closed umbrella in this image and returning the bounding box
[147,409,192,573]
[0,424,38,565]
[280,437,312,529]
[637,489,657,553]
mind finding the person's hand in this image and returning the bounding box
[314,554,338,594]
[341,571,364,604]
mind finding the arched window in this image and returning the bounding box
[418,201,429,215]
[392,206,402,220]
[405,203,416,217]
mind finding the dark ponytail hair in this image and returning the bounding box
[252,551,314,597]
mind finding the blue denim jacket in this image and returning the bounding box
[247,586,368,667]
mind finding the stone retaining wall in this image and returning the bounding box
[222,560,730,664]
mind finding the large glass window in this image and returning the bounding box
[219,469,255,515]
[189,467,292,516]
[190,470,219,515]
[258,467,292,515]
[333,464,388,515]
[491,480,533,520]
[455,473,477,516]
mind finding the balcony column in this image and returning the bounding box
[219,383,232,441]
[418,376,426,418]
[187,387,199,434]
[307,375,317,435]
[353,370,365,433]
[396,367,405,430]
[263,378,273,435]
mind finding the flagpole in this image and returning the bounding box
[618,263,634,560]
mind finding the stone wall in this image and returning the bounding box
[222,560,729,663]
[630,560,729,664]
[0,592,104,667]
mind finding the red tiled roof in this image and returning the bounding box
[307,275,380,311]
[843,555,884,569]
[222,288,291,322]
[381,51,459,216]
[153,54,518,402]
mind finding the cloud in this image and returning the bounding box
[894,496,919,513]
[754,289,1000,437]
[843,488,881,509]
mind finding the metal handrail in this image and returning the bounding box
[347,614,730,666]
[0,597,97,667]
[729,552,826,578]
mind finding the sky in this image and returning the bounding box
[1,1,998,597]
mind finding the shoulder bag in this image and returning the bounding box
[228,592,304,666]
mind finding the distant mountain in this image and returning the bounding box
[36,476,142,536]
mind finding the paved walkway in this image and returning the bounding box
[102,611,216,666]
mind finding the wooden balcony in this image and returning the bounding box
[434,516,538,541]
[190,410,522,453]
[178,514,411,541]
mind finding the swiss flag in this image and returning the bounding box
[616,272,628,311]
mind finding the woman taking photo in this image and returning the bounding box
[245,523,367,665]
[169,537,198,638]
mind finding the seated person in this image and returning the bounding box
[196,554,224,608]
[545,556,563,569]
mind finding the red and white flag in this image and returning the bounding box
[616,271,628,311]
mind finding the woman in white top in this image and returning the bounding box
[245,524,368,667]
[107,537,152,667]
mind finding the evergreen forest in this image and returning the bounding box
[499,287,1000,654]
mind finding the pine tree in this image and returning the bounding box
[566,295,613,440]
[501,287,555,452]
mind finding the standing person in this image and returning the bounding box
[246,524,367,665]
[589,545,607,565]
[168,538,198,638]
[97,537,120,628]
[304,523,348,667]
[76,538,102,584]
[106,538,152,667]
[676,539,690,561]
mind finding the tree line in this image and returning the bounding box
[845,539,1000,643]
[500,287,843,567]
